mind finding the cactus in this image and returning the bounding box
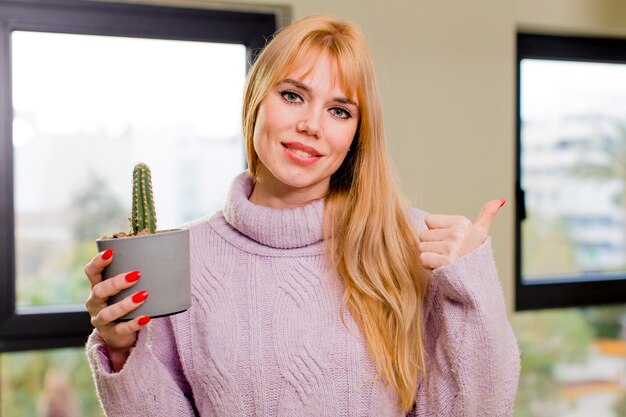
[130,163,157,235]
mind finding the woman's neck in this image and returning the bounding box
[249,169,328,209]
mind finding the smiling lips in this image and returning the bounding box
[281,142,322,166]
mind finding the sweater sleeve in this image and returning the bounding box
[85,317,196,417]
[408,238,520,417]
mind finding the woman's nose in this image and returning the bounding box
[296,109,322,138]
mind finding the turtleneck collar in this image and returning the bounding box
[223,172,325,249]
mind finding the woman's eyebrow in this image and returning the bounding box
[334,97,359,109]
[281,78,310,92]
[279,78,359,109]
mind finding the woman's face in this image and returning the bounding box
[250,52,359,208]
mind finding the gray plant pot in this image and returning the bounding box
[96,228,190,321]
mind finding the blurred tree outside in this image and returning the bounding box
[584,305,626,339]
[17,172,127,307]
[522,213,579,279]
[605,306,626,417]
[39,369,80,417]
[512,308,595,417]
[71,173,129,241]
[0,348,104,417]
[614,392,626,417]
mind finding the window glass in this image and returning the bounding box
[1,347,104,417]
[12,31,246,308]
[520,59,626,283]
[513,305,626,417]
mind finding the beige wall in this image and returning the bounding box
[516,0,626,36]
[120,0,626,312]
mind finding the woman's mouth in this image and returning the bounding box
[282,142,322,165]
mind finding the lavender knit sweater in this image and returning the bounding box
[86,173,520,417]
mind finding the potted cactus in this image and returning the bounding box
[96,163,191,320]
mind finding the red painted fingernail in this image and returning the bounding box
[138,316,151,326]
[132,290,149,303]
[102,249,113,260]
[125,271,141,282]
[499,199,506,208]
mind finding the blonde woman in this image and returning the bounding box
[85,14,520,416]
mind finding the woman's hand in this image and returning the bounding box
[418,199,505,270]
[84,249,151,371]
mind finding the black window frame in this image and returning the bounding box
[516,32,626,310]
[0,0,278,352]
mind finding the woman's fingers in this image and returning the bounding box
[90,271,141,303]
[418,240,454,256]
[83,249,149,357]
[85,270,142,311]
[419,251,447,270]
[419,199,506,269]
[419,228,447,243]
[109,316,152,338]
[424,214,471,231]
[473,199,506,235]
[98,315,151,353]
[84,249,114,288]
[90,290,149,328]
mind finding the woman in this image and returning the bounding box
[85,15,520,416]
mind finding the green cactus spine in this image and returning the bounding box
[131,163,157,235]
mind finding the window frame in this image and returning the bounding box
[516,32,626,311]
[0,0,278,352]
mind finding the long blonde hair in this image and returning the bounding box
[242,15,428,412]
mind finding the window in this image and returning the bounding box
[516,33,626,310]
[0,0,279,351]
[512,304,626,417]
[1,347,103,416]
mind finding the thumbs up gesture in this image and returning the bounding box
[418,199,505,270]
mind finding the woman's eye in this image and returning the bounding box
[330,107,351,120]
[280,90,302,103]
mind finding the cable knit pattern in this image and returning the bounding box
[86,172,520,417]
